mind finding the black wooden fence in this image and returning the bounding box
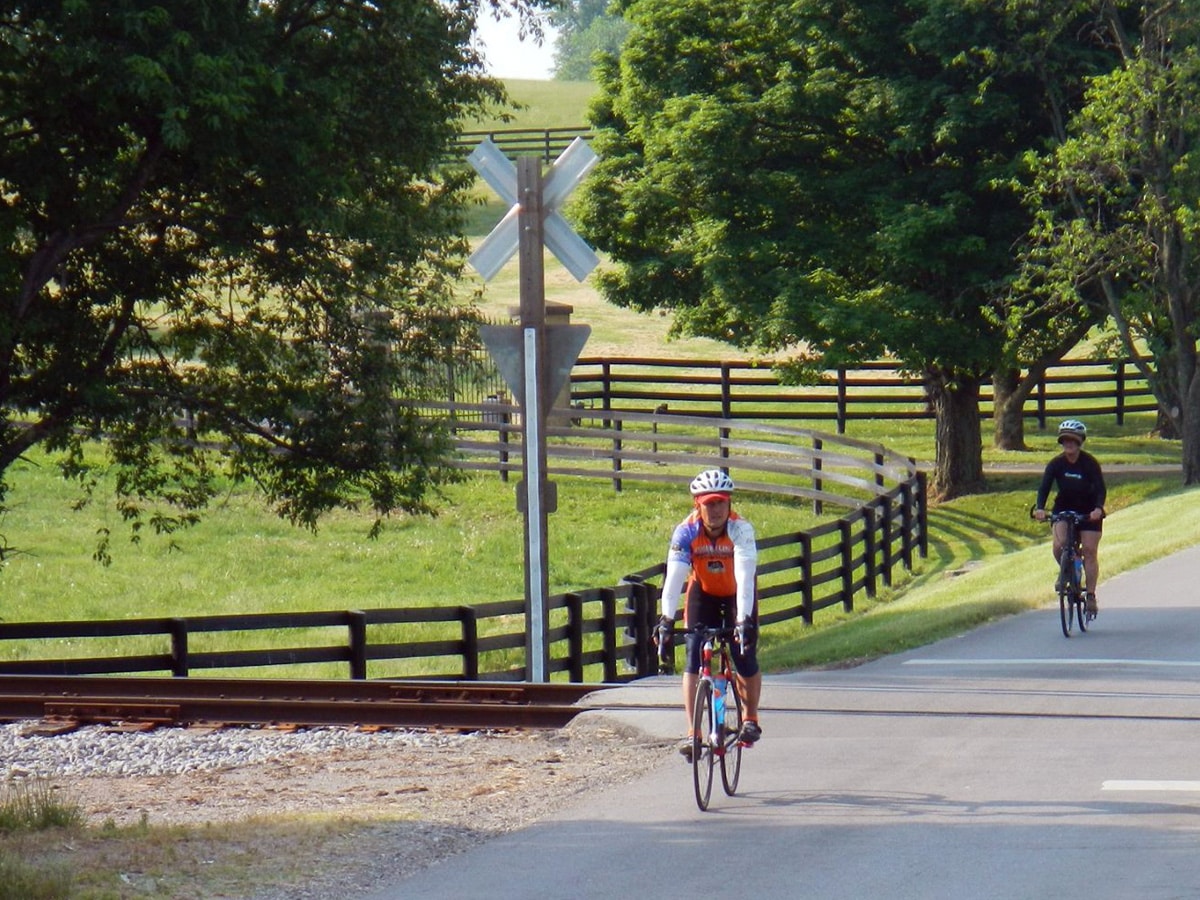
[436,352,1159,432]
[0,594,628,683]
[442,404,921,509]
[569,357,1158,433]
[451,126,593,163]
[0,415,927,682]
[622,472,928,676]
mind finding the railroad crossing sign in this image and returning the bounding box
[469,137,600,281]
[468,138,599,683]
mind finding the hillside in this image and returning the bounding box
[465,79,599,131]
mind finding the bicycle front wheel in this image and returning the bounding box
[1058,556,1075,637]
[1075,592,1089,633]
[720,673,743,796]
[692,679,715,811]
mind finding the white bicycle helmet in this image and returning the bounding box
[1057,419,1087,444]
[689,468,734,498]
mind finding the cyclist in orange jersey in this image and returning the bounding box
[655,469,762,761]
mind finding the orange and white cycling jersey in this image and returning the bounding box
[661,510,757,620]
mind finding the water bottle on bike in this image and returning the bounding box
[712,673,726,742]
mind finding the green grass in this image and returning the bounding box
[455,78,781,358]
[0,781,84,833]
[0,853,72,900]
[0,781,82,900]
[2,444,1194,677]
[0,452,816,619]
[453,76,739,358]
[464,79,598,131]
[831,411,1181,470]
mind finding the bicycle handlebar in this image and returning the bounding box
[1030,507,1092,524]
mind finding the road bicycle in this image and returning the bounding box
[1044,510,1094,638]
[688,625,746,811]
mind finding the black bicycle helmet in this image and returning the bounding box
[1057,419,1087,444]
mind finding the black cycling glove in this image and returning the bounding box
[654,615,675,674]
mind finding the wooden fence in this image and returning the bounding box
[621,473,928,676]
[0,413,927,682]
[0,593,630,683]
[451,126,593,163]
[443,404,919,505]
[569,357,1158,433]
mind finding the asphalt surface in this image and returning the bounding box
[366,542,1200,900]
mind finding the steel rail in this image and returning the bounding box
[0,675,614,731]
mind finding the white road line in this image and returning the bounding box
[1103,781,1200,792]
[902,658,1200,667]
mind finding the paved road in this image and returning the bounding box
[366,544,1200,900]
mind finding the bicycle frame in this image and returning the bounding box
[691,625,744,811]
[701,634,734,756]
[1049,511,1090,637]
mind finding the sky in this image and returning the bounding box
[473,12,560,80]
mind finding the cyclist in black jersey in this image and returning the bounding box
[1033,419,1107,615]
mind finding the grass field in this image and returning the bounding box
[464,79,598,131]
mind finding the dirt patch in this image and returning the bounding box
[8,715,668,899]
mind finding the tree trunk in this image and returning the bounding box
[927,368,986,501]
[1153,409,1180,439]
[991,367,1028,451]
[1180,356,1200,485]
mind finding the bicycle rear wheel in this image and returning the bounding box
[720,670,743,796]
[692,679,714,811]
[1075,592,1089,633]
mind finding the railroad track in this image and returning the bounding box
[0,675,615,731]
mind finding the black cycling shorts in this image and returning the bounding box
[681,581,760,677]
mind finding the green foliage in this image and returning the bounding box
[550,0,631,80]
[580,0,1063,363]
[574,0,1128,497]
[1021,2,1200,481]
[0,0,555,562]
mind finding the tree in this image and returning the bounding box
[575,0,1117,498]
[551,0,630,81]
[1023,1,1200,482]
[0,0,545,564]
